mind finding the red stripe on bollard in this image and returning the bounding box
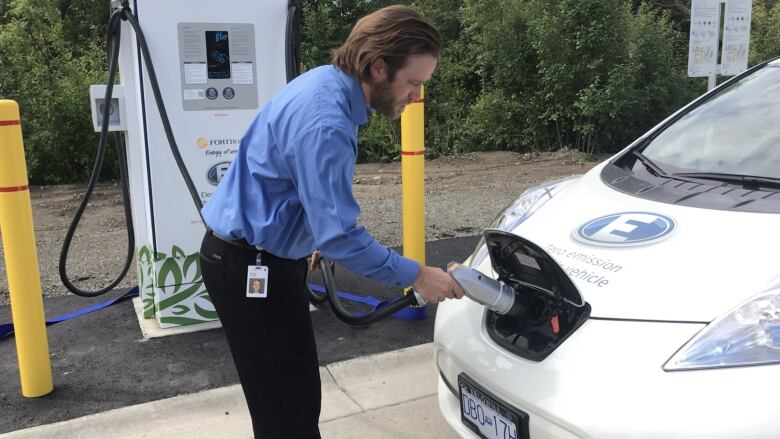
[0,120,21,126]
[401,150,425,156]
[0,185,29,193]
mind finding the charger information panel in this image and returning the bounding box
[178,23,258,111]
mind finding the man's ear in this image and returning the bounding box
[369,57,387,82]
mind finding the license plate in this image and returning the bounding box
[459,374,529,439]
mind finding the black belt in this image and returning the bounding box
[207,230,307,263]
[207,230,258,253]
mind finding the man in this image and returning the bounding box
[199,5,465,438]
[248,278,263,295]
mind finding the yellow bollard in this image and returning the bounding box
[401,86,426,267]
[0,100,53,397]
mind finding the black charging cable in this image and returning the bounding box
[59,2,206,296]
[59,8,133,297]
[316,258,425,326]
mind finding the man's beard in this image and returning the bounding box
[369,79,404,119]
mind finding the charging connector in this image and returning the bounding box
[450,266,523,316]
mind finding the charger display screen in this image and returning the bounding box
[206,31,230,79]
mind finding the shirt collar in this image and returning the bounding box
[334,66,370,127]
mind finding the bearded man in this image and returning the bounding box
[198,5,464,438]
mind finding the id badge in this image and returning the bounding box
[246,265,269,298]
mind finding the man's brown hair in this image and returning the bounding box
[332,5,441,83]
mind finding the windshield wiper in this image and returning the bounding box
[672,172,780,190]
[629,151,721,186]
[631,150,670,178]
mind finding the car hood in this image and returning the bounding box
[507,163,780,322]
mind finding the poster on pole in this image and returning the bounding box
[688,0,721,77]
[721,0,752,76]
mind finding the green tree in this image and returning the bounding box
[0,0,110,184]
[410,0,481,155]
[575,3,697,152]
[429,0,699,155]
[301,0,404,70]
[751,0,780,65]
[1,0,744,181]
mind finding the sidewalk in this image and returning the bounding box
[0,343,457,439]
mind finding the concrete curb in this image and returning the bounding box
[0,343,457,439]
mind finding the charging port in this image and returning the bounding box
[483,230,591,361]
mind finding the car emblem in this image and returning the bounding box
[574,212,676,246]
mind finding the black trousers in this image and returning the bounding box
[199,231,321,439]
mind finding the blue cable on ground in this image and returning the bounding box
[0,287,139,342]
[0,283,423,343]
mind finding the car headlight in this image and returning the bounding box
[466,175,579,268]
[665,286,780,371]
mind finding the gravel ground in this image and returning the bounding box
[0,150,598,305]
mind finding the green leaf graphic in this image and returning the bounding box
[171,304,190,316]
[157,259,183,290]
[172,245,186,259]
[158,283,202,310]
[194,302,219,320]
[182,253,201,281]
[138,246,152,264]
[197,290,213,304]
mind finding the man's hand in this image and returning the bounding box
[309,250,322,271]
[412,265,465,304]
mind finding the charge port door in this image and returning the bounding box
[483,229,591,361]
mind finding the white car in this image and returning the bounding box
[434,57,780,439]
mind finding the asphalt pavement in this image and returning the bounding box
[0,236,478,435]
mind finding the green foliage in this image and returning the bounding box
[409,0,480,154]
[3,0,778,183]
[357,114,401,162]
[574,3,698,152]
[301,0,403,69]
[0,0,111,184]
[751,0,780,65]
[406,0,702,156]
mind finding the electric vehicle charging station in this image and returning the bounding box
[92,0,296,329]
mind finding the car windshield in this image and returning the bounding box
[642,63,780,179]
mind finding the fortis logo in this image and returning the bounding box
[196,137,240,149]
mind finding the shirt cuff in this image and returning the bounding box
[394,256,421,288]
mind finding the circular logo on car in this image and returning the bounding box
[207,162,232,185]
[574,212,676,246]
[206,87,219,100]
[196,137,209,149]
[223,87,235,99]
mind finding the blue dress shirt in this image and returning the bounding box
[202,65,420,287]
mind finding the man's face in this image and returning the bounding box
[368,54,437,119]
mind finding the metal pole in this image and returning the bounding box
[0,100,53,397]
[709,1,724,91]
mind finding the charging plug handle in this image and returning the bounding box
[450,267,517,315]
